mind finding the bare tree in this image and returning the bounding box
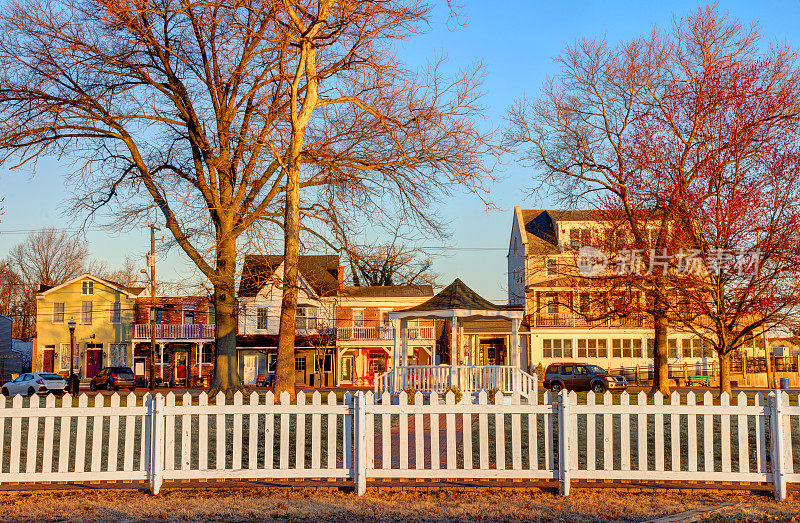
[0,0,497,394]
[505,6,800,395]
[4,228,88,339]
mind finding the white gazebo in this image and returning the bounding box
[375,279,537,398]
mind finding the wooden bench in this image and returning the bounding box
[687,375,711,387]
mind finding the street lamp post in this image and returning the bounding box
[68,318,76,394]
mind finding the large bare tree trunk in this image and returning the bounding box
[275,160,301,400]
[210,237,243,395]
[718,350,732,397]
[650,295,671,396]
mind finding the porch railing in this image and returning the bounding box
[375,365,537,399]
[132,323,215,340]
[336,326,435,341]
[532,313,646,328]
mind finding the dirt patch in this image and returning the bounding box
[0,487,796,522]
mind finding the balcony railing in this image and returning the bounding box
[336,326,435,341]
[132,323,215,340]
[532,313,646,328]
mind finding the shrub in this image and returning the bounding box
[401,386,417,402]
[534,363,545,383]
[444,385,462,403]
[486,388,500,404]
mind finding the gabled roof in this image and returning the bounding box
[238,254,340,298]
[518,209,604,256]
[401,279,501,312]
[36,273,143,298]
[339,285,433,299]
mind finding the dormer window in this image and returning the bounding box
[81,281,94,295]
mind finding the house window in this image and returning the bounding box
[546,294,558,314]
[547,259,558,276]
[109,344,127,366]
[150,307,163,323]
[52,303,65,323]
[208,305,215,324]
[183,304,195,324]
[382,312,391,325]
[81,281,94,295]
[81,301,93,324]
[257,307,268,330]
[368,354,387,374]
[647,339,655,358]
[352,309,364,328]
[198,344,213,365]
[109,302,121,324]
[682,338,702,358]
[577,338,606,358]
[155,345,165,364]
[579,293,590,314]
[668,339,678,359]
[294,357,306,373]
[297,307,319,330]
[543,338,572,358]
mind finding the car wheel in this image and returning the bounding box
[550,381,563,394]
[89,382,96,392]
[129,387,136,392]
[1,388,7,397]
[27,387,35,397]
[592,381,606,394]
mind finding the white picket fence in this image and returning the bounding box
[0,389,797,499]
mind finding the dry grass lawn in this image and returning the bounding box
[0,487,797,522]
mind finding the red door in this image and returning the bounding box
[43,349,54,373]
[86,349,103,378]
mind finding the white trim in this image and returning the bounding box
[36,273,140,298]
[388,309,524,320]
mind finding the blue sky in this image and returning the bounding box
[1,1,798,302]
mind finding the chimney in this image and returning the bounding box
[337,266,344,288]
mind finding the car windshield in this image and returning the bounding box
[114,368,134,374]
[586,365,607,375]
[39,374,64,380]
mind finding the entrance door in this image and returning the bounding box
[294,355,307,385]
[86,347,103,378]
[175,352,187,386]
[243,355,257,384]
[43,347,55,373]
[340,355,354,384]
[480,338,506,365]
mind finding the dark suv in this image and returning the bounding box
[89,367,136,391]
[543,363,627,393]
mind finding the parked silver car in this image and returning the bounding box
[1,373,68,396]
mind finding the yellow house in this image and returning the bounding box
[34,274,143,378]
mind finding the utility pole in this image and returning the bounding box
[149,224,161,392]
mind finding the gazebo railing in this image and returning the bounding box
[375,365,537,399]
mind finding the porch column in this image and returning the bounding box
[512,318,520,393]
[400,318,408,366]
[450,315,458,389]
[392,318,400,393]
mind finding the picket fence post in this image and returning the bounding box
[558,390,572,496]
[769,390,787,500]
[353,392,367,495]
[149,393,165,495]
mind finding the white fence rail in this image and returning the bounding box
[0,390,797,499]
[375,365,537,398]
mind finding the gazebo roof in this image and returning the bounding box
[388,278,523,320]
